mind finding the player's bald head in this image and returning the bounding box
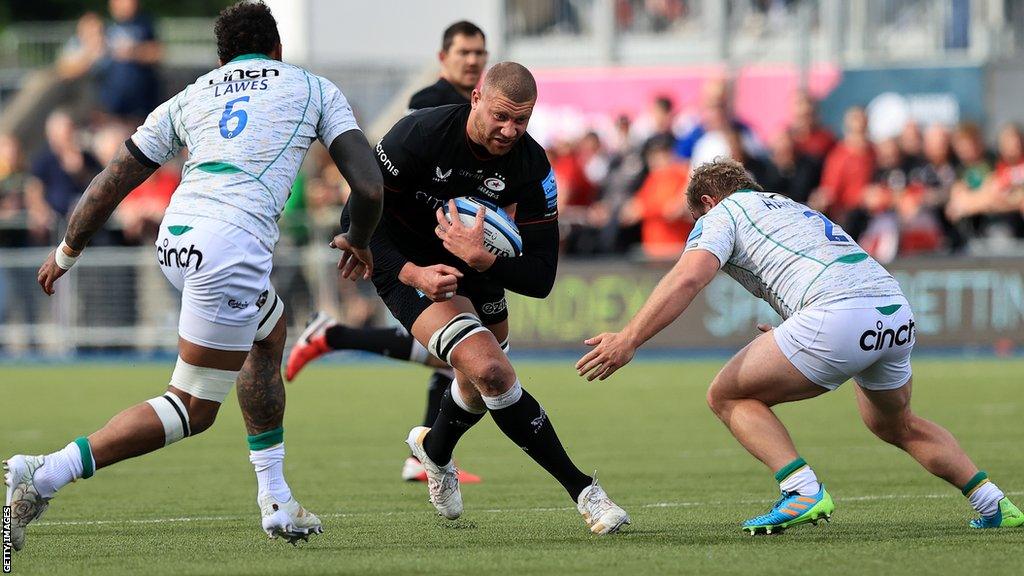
[482,62,537,104]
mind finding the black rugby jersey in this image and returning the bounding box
[408,78,469,110]
[374,104,559,297]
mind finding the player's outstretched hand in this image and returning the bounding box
[576,332,636,382]
[330,233,374,281]
[37,250,68,296]
[400,263,463,302]
[435,200,495,271]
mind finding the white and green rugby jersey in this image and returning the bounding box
[684,190,903,319]
[128,53,360,246]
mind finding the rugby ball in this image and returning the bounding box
[444,197,522,258]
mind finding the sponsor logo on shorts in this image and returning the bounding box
[480,297,507,316]
[227,299,249,310]
[859,318,915,351]
[157,239,204,270]
[256,290,269,309]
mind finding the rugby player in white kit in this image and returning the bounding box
[577,158,1022,534]
[5,1,382,551]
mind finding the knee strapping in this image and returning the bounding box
[428,313,488,365]
[146,392,191,445]
[255,287,284,342]
[169,357,238,404]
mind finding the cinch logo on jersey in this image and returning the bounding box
[376,142,399,176]
[208,67,279,95]
[157,239,204,270]
[859,319,915,351]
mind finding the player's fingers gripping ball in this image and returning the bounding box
[441,197,523,260]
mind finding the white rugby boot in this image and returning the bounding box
[258,493,323,545]
[577,476,630,534]
[405,426,463,520]
[4,455,50,551]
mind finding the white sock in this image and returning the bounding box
[34,442,86,498]
[250,443,292,503]
[968,481,1005,517]
[779,465,820,496]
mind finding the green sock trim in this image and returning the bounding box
[75,436,94,479]
[774,457,808,483]
[247,427,284,451]
[962,471,988,496]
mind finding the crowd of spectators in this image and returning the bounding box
[547,82,1024,262]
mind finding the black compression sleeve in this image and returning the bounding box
[484,223,559,298]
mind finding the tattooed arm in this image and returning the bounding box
[37,143,156,295]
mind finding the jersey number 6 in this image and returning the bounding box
[219,96,250,139]
[802,210,849,243]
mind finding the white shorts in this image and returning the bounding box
[156,215,283,351]
[773,298,915,391]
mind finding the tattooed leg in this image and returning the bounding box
[237,315,288,435]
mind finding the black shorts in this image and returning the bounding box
[364,227,508,331]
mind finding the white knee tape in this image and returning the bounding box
[450,378,486,415]
[146,392,191,445]
[482,379,523,410]
[255,288,283,342]
[169,357,238,403]
[428,313,488,365]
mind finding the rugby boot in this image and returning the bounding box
[970,497,1024,529]
[743,484,834,535]
[285,311,333,381]
[4,455,50,551]
[406,426,462,520]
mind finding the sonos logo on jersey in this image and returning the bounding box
[157,239,204,270]
[434,167,452,182]
[376,142,399,176]
[481,297,507,316]
[484,177,506,192]
[859,319,915,351]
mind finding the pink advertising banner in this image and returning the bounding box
[529,64,842,145]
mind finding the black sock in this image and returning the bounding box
[488,387,593,500]
[324,325,416,360]
[423,371,452,427]
[423,387,485,465]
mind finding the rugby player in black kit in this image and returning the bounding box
[286,21,489,484]
[354,62,629,534]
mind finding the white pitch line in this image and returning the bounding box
[33,491,1023,528]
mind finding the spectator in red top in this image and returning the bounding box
[551,138,599,253]
[789,91,836,161]
[812,106,874,225]
[619,135,692,258]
